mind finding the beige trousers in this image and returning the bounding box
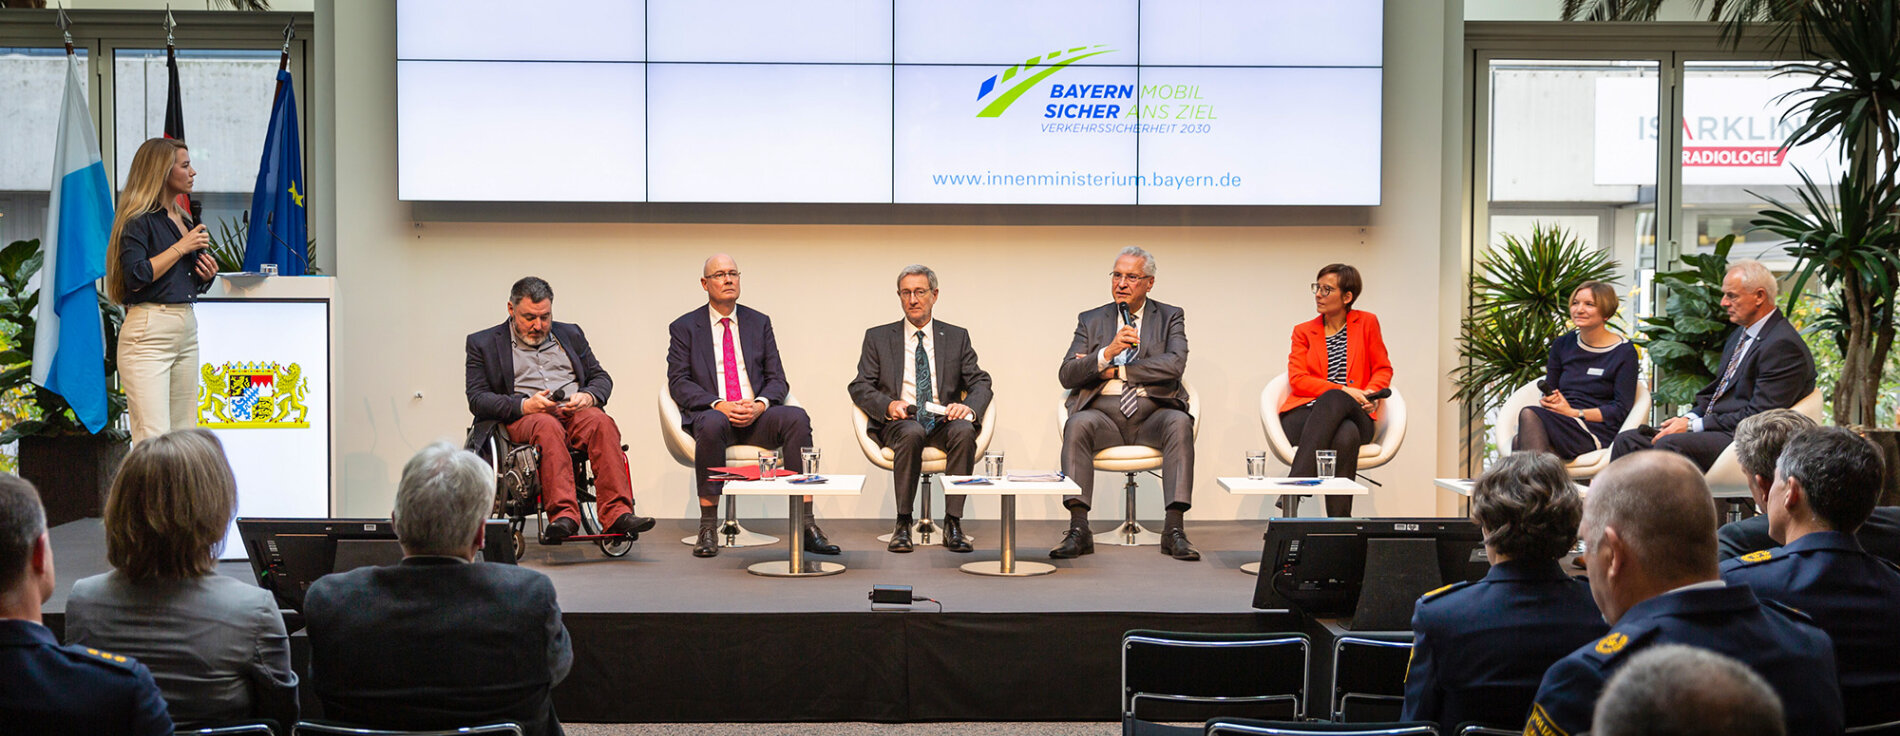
[118,303,199,445]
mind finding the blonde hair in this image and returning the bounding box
[104,428,236,580]
[105,138,189,305]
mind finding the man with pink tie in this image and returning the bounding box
[666,254,832,559]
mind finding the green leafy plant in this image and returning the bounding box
[212,214,321,275]
[1638,234,1739,408]
[0,238,129,443]
[1455,222,1621,414]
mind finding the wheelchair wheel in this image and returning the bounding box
[581,500,633,558]
[509,517,527,561]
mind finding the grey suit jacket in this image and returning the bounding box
[1058,299,1189,414]
[65,571,297,728]
[847,319,993,436]
[305,557,571,736]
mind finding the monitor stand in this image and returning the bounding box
[1349,537,1441,631]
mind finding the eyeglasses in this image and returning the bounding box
[1110,272,1152,285]
[897,289,934,300]
[705,270,741,282]
[1310,283,1337,297]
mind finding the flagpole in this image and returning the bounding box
[57,3,72,56]
[276,22,294,96]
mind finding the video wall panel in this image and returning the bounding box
[396,0,1382,205]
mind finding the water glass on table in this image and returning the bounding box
[758,450,781,478]
[1245,450,1268,480]
[800,446,821,476]
[982,450,1005,479]
[1315,449,1337,480]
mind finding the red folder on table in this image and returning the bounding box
[707,466,798,481]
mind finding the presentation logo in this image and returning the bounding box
[975,44,1116,117]
[199,361,311,429]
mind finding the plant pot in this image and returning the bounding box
[1859,427,1900,508]
[19,434,130,527]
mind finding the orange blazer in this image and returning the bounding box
[1280,310,1394,418]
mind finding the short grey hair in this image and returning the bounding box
[391,442,494,556]
[1593,644,1784,736]
[1732,409,1816,483]
[510,276,553,305]
[1118,246,1157,277]
[1727,260,1779,299]
[897,264,938,291]
[0,475,46,592]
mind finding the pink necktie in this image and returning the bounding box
[720,318,742,402]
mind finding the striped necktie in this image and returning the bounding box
[915,331,936,432]
[1710,334,1753,404]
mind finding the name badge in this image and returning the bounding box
[1587,368,1605,376]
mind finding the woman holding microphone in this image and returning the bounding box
[106,138,218,444]
[1278,263,1393,516]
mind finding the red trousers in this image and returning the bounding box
[507,407,635,527]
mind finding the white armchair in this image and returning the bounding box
[658,389,804,547]
[1705,388,1826,499]
[852,398,997,543]
[1055,383,1201,546]
[1492,379,1652,479]
[1259,374,1407,516]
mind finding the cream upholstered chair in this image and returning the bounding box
[852,398,998,543]
[1492,379,1652,479]
[1055,382,1201,546]
[1704,388,1826,503]
[659,389,805,547]
[1259,374,1407,515]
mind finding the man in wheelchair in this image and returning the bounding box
[466,277,654,545]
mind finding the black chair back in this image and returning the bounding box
[1123,629,1311,731]
[1206,717,1439,736]
[1331,636,1413,722]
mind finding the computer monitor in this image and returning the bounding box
[1251,518,1489,629]
[237,517,515,613]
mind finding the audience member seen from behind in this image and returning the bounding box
[1591,645,1785,736]
[1402,451,1606,730]
[1717,409,1900,563]
[305,443,571,736]
[1277,263,1393,516]
[1720,427,1900,727]
[66,429,296,730]
[0,474,171,736]
[1513,282,1638,461]
[1524,451,1841,736]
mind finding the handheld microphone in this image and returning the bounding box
[1364,388,1391,401]
[1538,379,1555,396]
[188,198,203,227]
[1118,301,1135,326]
[1637,424,1660,438]
[550,389,567,403]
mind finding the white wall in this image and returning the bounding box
[321,0,1463,523]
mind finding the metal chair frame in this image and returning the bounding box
[292,722,523,736]
[1121,631,1311,729]
[1206,719,1438,736]
[1331,636,1415,723]
[481,430,631,559]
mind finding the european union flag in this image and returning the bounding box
[244,69,306,275]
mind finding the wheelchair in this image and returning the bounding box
[472,426,634,560]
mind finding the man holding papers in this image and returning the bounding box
[848,265,993,553]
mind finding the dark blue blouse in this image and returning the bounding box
[1545,330,1639,443]
[117,209,212,305]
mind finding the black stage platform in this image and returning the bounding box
[44,517,1301,723]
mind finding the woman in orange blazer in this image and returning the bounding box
[1278,263,1393,516]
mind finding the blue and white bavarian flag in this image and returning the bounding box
[32,53,113,434]
[243,69,306,274]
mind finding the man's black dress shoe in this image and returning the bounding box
[692,526,719,558]
[1160,528,1201,561]
[942,517,973,553]
[540,516,578,545]
[887,521,914,553]
[804,523,841,555]
[605,513,657,540]
[1049,527,1094,559]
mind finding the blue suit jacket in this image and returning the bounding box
[1722,531,1900,726]
[1402,559,1606,730]
[1526,584,1842,736]
[0,619,171,736]
[666,304,789,427]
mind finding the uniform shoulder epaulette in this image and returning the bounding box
[58,644,139,672]
[1732,548,1785,567]
[1582,624,1655,665]
[1761,598,1815,624]
[1417,580,1475,604]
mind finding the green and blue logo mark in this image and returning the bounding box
[975,44,1116,117]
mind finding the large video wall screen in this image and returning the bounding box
[396,0,1383,205]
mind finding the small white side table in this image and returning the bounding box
[943,476,1082,577]
[721,475,865,577]
[1218,477,1369,575]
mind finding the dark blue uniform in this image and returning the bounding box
[1402,559,1607,730]
[1524,584,1842,736]
[0,618,172,735]
[1721,530,1900,727]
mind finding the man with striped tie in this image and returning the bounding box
[1052,247,1198,561]
[667,254,832,559]
[1608,260,1815,471]
[848,265,993,553]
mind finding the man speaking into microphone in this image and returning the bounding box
[1051,247,1198,561]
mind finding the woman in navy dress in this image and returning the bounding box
[1514,281,1639,460]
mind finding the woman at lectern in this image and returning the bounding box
[1513,281,1639,460]
[64,429,298,729]
[106,137,218,445]
[1402,451,1606,730]
[1277,263,1392,516]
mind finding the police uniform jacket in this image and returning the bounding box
[1402,559,1606,730]
[1524,584,1842,736]
[0,618,171,735]
[1721,530,1900,726]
